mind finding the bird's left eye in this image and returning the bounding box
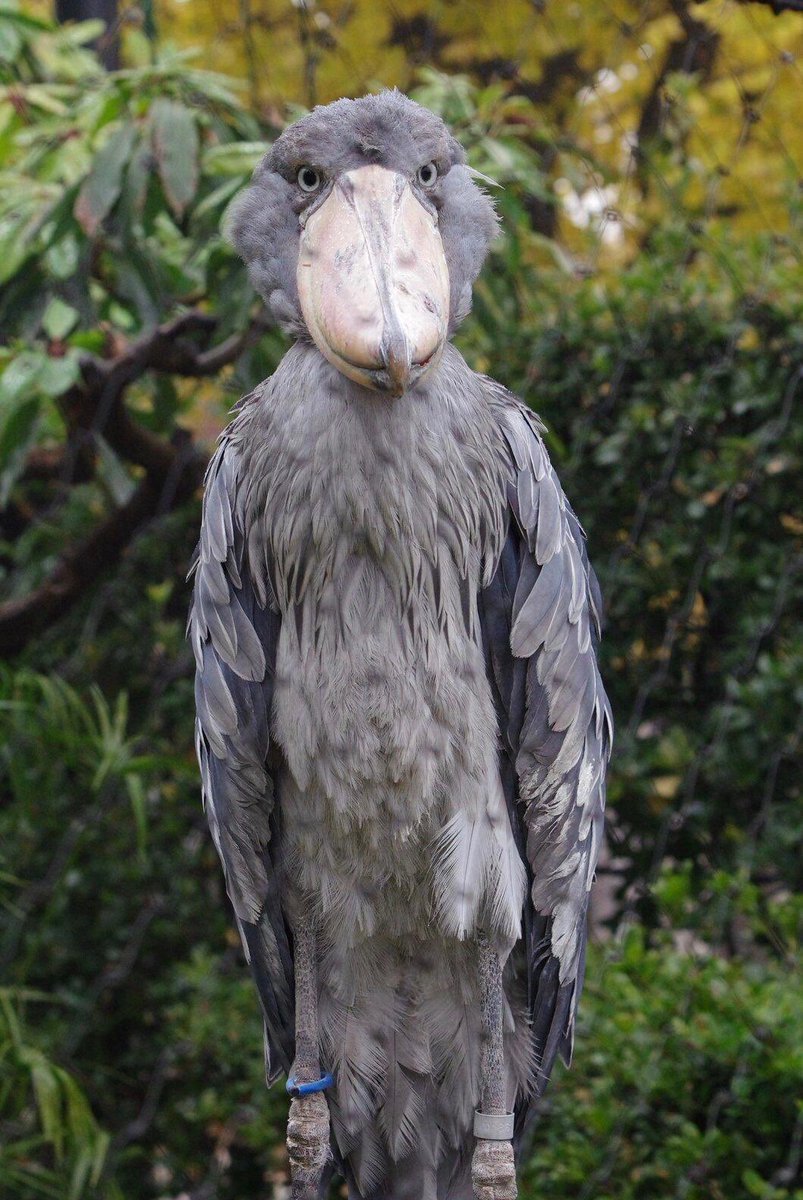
[417,162,438,188]
[297,166,321,192]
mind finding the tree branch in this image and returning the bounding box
[713,0,803,11]
[23,441,96,485]
[637,0,720,151]
[0,442,205,657]
[63,309,267,473]
[0,308,271,657]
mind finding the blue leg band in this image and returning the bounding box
[286,1072,334,1098]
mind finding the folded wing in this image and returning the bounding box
[189,428,294,1080]
[480,389,612,1114]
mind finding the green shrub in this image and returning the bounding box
[524,912,802,1200]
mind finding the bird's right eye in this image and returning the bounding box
[297,166,321,192]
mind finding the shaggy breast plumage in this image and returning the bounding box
[224,346,527,951]
[235,343,510,651]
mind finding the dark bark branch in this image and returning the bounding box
[63,309,267,472]
[710,0,803,11]
[23,441,96,485]
[0,442,205,657]
[20,309,261,485]
[637,0,720,150]
[0,813,88,970]
[55,0,120,70]
[0,308,271,657]
[107,1046,176,1154]
[8,439,97,544]
[105,308,269,379]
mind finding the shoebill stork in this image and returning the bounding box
[189,90,611,1200]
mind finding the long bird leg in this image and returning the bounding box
[286,919,331,1200]
[471,935,517,1200]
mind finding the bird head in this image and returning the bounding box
[229,91,499,396]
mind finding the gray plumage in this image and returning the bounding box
[189,90,611,1199]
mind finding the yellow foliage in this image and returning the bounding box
[151,1,800,247]
[27,0,803,253]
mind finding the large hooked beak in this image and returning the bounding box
[297,165,450,396]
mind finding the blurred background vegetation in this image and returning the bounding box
[1,1,801,1197]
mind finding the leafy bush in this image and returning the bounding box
[525,910,802,1200]
[0,6,283,658]
[1,987,112,1200]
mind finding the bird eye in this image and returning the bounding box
[297,166,321,192]
[417,162,438,188]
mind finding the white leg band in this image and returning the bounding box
[474,1110,515,1140]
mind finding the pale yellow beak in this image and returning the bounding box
[296,165,450,396]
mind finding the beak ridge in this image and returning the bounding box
[297,165,450,394]
[380,321,413,396]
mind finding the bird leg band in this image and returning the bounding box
[474,1111,515,1140]
[472,935,517,1200]
[287,920,331,1200]
[286,1073,333,1097]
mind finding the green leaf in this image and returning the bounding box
[0,17,22,64]
[27,1055,64,1161]
[125,772,148,862]
[95,433,136,506]
[0,395,40,506]
[202,141,266,177]
[42,297,79,340]
[151,99,199,217]
[20,83,69,117]
[0,7,52,32]
[742,1169,777,1198]
[43,234,80,281]
[193,175,242,223]
[37,353,80,397]
[68,329,106,352]
[0,990,23,1048]
[0,347,80,500]
[74,123,137,237]
[68,1150,93,1200]
[60,1070,95,1145]
[0,350,45,404]
[58,18,106,46]
[0,216,39,285]
[111,249,162,326]
[123,131,153,218]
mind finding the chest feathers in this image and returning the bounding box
[235,345,510,661]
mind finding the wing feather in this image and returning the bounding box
[480,388,612,1120]
[189,432,293,1081]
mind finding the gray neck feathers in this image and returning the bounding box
[227,344,510,652]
